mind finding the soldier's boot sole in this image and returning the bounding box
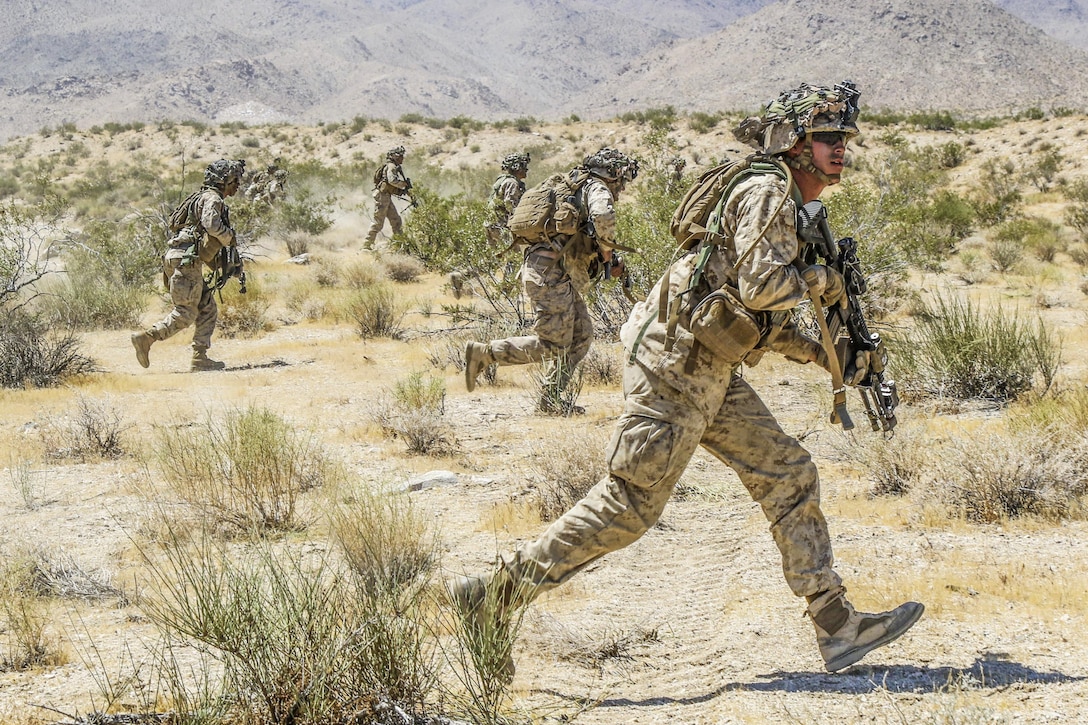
[131,332,153,369]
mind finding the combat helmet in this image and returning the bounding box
[204,159,246,189]
[501,151,531,173]
[583,147,639,183]
[734,81,859,155]
[387,145,406,161]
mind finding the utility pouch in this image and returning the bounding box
[688,287,762,365]
[552,196,580,235]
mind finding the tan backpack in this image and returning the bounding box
[670,157,788,250]
[507,170,590,246]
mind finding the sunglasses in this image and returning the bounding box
[811,131,848,146]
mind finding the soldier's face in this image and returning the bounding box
[809,132,847,181]
[224,177,240,197]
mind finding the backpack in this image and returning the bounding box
[670,157,788,250]
[507,170,591,246]
[168,190,203,234]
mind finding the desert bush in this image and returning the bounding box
[896,293,1060,403]
[344,284,408,339]
[0,554,67,671]
[215,274,274,338]
[140,534,439,723]
[936,141,966,169]
[383,251,425,283]
[1024,146,1064,192]
[393,186,492,273]
[530,425,609,520]
[7,458,45,510]
[989,236,1024,273]
[154,405,342,534]
[935,431,1088,523]
[0,192,67,310]
[0,309,97,388]
[272,187,335,236]
[1064,178,1088,244]
[39,394,130,461]
[994,217,1064,263]
[341,259,382,289]
[371,372,457,456]
[283,231,311,257]
[969,158,1023,227]
[39,253,149,329]
[580,344,622,386]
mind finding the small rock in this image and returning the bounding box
[404,470,459,491]
[287,253,310,265]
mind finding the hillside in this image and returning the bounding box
[3,0,1088,142]
[577,0,1088,116]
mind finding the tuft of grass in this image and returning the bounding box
[0,553,68,671]
[896,293,1060,403]
[344,284,408,339]
[0,310,97,388]
[371,372,457,456]
[154,405,342,535]
[39,394,130,462]
[530,426,608,521]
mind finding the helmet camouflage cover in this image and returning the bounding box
[204,158,246,188]
[733,80,861,155]
[501,151,531,172]
[583,147,639,182]
[387,145,406,160]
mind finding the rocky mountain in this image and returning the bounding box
[574,0,1088,116]
[0,0,1086,142]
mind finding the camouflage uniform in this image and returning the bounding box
[483,173,620,399]
[366,152,410,245]
[502,173,840,598]
[131,159,242,371]
[456,84,923,677]
[485,173,526,247]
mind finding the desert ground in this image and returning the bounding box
[2,113,1088,724]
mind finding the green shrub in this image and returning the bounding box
[970,159,1023,227]
[154,405,341,534]
[273,187,336,236]
[896,293,1060,403]
[994,217,1063,263]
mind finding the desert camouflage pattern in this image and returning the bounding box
[147,252,218,351]
[146,187,234,350]
[367,160,409,243]
[485,173,526,246]
[488,251,593,394]
[490,163,842,602]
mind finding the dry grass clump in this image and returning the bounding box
[844,420,1088,524]
[38,394,130,461]
[532,612,660,669]
[382,251,425,283]
[0,551,68,671]
[214,275,275,339]
[371,372,457,456]
[340,259,382,289]
[344,284,408,339]
[529,424,609,521]
[0,309,97,388]
[580,344,622,387]
[153,405,342,535]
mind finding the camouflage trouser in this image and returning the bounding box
[366,191,402,243]
[502,361,842,600]
[148,252,218,351]
[488,251,593,393]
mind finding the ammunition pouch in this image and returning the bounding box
[688,286,762,366]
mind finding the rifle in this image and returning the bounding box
[401,178,419,208]
[208,245,247,298]
[797,200,898,432]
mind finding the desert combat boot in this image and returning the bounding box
[130,331,154,368]
[190,348,226,372]
[808,587,924,672]
[464,341,491,392]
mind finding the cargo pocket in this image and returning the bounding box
[169,272,197,307]
[606,416,679,490]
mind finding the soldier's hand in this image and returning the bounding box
[801,265,846,307]
[844,349,871,386]
[609,253,626,278]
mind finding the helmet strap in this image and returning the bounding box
[783,138,839,185]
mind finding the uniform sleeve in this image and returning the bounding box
[387,163,409,192]
[500,177,521,211]
[199,191,235,247]
[727,176,808,311]
[584,179,617,247]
